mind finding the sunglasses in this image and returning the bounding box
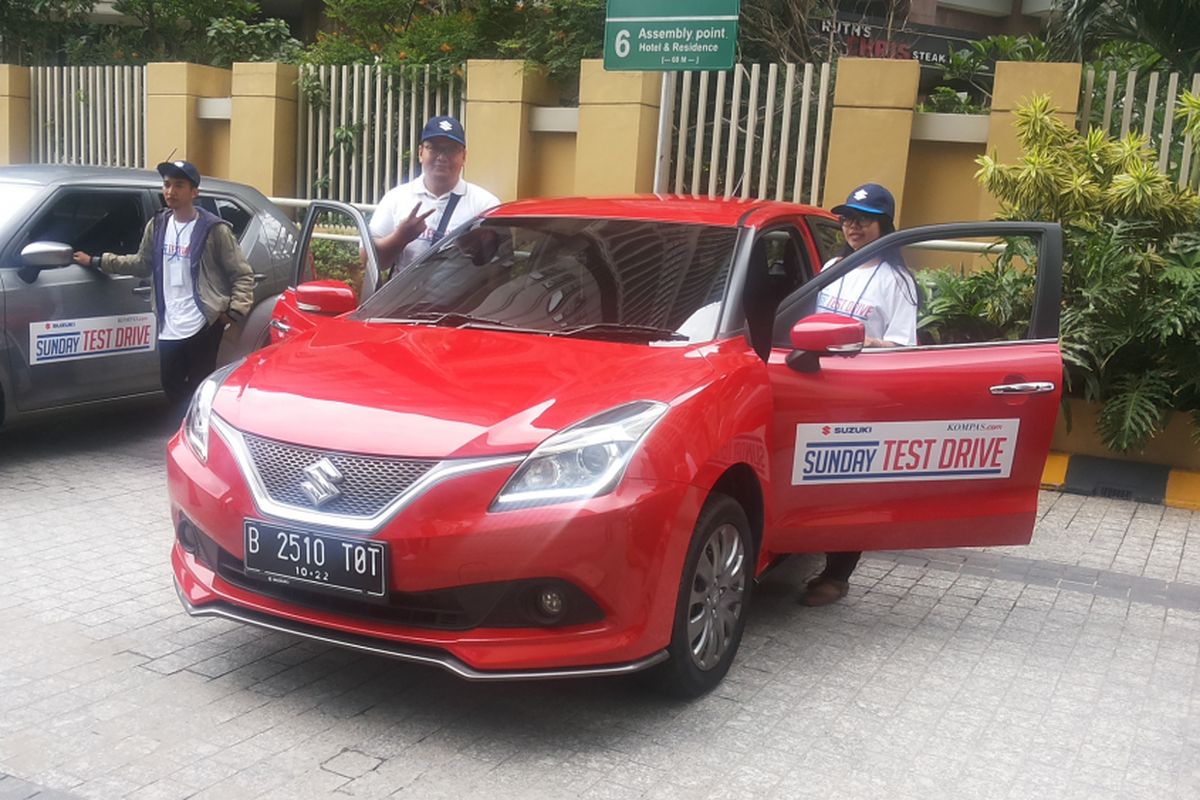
[422,141,465,158]
[839,212,882,227]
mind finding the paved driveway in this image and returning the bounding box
[1,405,1198,800]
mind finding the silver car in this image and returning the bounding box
[0,165,297,428]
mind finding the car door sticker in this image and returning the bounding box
[29,313,156,364]
[792,419,1020,485]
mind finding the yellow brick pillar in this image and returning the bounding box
[980,61,1083,218]
[0,65,31,165]
[822,58,920,223]
[464,59,556,202]
[145,62,232,179]
[574,60,660,195]
[230,62,298,198]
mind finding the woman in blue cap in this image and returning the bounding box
[801,182,920,607]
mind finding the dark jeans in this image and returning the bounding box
[159,322,225,411]
[821,551,862,582]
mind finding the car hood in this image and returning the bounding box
[214,320,717,458]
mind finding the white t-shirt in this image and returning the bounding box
[817,258,918,346]
[159,216,207,341]
[368,175,500,272]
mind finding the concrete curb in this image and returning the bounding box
[1041,451,1200,510]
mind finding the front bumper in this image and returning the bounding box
[168,428,704,673]
[174,580,668,681]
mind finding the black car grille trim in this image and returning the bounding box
[195,529,603,631]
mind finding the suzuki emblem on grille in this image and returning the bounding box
[299,458,345,506]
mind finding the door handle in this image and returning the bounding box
[253,273,267,285]
[269,319,292,333]
[989,381,1056,395]
[132,286,151,296]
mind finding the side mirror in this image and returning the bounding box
[786,313,865,373]
[21,241,75,269]
[295,280,358,315]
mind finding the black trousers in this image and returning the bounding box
[159,322,225,408]
[821,551,862,582]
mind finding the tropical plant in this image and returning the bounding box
[919,35,1053,114]
[966,94,1200,451]
[1048,0,1200,75]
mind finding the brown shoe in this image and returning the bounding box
[799,577,849,607]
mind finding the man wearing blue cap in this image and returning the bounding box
[368,115,500,275]
[72,159,255,411]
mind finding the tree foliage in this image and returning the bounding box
[0,0,93,64]
[969,95,1200,452]
[1048,0,1200,75]
[305,0,605,83]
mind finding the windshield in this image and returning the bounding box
[0,183,40,228]
[354,217,739,342]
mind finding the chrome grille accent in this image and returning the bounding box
[242,433,437,518]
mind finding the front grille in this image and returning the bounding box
[242,433,437,518]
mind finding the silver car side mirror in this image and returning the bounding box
[21,241,75,268]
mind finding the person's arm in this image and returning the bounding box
[211,223,255,325]
[73,218,155,277]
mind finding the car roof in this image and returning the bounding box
[0,163,262,198]
[484,195,833,227]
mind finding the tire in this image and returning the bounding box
[651,493,754,698]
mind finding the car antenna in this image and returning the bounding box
[162,147,177,163]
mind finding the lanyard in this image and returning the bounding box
[832,260,885,320]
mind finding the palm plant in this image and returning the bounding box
[1049,0,1200,75]
[967,95,1200,452]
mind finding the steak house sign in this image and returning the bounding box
[815,18,982,72]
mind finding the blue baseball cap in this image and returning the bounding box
[831,183,895,221]
[420,115,466,147]
[156,159,201,187]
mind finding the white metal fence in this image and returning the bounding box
[29,65,146,167]
[655,62,834,205]
[296,64,465,206]
[1079,66,1200,189]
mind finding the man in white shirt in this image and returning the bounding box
[368,115,500,279]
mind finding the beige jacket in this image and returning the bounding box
[99,208,255,329]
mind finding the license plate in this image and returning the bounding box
[243,520,387,599]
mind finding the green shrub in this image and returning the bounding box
[963,94,1200,452]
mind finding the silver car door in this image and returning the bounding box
[1,186,160,411]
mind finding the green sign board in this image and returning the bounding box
[604,0,740,72]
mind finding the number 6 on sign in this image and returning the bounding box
[615,29,630,58]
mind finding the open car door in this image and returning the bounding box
[269,201,380,344]
[765,222,1063,554]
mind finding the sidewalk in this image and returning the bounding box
[1,409,1197,800]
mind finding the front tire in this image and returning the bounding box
[652,493,753,698]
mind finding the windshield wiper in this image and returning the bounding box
[555,323,688,342]
[365,312,542,334]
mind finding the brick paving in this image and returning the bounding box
[1,403,1198,799]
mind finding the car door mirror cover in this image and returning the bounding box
[20,240,74,269]
[789,313,865,353]
[295,280,358,315]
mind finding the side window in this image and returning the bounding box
[907,235,1041,345]
[26,190,146,256]
[195,196,252,239]
[775,230,1046,349]
[808,218,845,268]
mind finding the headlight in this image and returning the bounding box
[184,359,243,462]
[490,401,668,511]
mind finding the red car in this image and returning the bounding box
[169,197,1063,696]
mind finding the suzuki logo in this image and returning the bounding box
[299,458,344,506]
